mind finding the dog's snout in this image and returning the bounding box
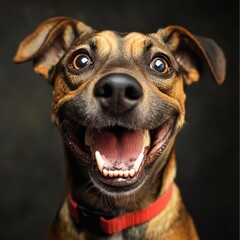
[93,74,143,114]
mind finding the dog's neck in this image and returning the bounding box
[68,182,174,234]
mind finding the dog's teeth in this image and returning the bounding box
[118,170,124,177]
[130,169,135,177]
[101,169,135,178]
[123,170,130,178]
[100,167,139,178]
[103,168,108,177]
[143,130,151,148]
[95,151,105,172]
[134,152,144,173]
[109,170,114,177]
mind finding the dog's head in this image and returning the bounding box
[14,17,225,206]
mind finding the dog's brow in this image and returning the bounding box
[144,33,175,57]
[145,34,162,46]
[144,38,154,51]
[88,39,97,50]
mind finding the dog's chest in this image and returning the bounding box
[86,224,146,240]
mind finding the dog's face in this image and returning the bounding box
[14,17,225,203]
[56,30,183,193]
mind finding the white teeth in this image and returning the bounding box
[101,168,135,178]
[103,168,108,177]
[109,170,114,177]
[123,170,130,178]
[119,170,124,177]
[133,152,144,173]
[95,151,104,172]
[129,169,135,177]
[143,130,151,148]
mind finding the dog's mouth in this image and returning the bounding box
[61,118,175,189]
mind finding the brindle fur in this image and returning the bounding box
[14,17,226,240]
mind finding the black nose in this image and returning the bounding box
[93,74,143,114]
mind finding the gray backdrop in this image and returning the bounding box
[0,0,238,239]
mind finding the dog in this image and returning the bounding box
[14,17,226,240]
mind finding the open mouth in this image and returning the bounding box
[61,118,175,188]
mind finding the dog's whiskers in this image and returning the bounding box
[83,180,95,195]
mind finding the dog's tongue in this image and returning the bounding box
[87,128,144,167]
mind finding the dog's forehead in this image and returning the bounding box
[98,31,149,58]
[72,30,169,58]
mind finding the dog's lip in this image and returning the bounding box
[60,117,175,188]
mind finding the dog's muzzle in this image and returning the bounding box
[59,73,176,190]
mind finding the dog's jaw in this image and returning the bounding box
[59,115,176,194]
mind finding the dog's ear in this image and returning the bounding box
[159,26,226,85]
[14,17,92,83]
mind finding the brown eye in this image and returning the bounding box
[150,57,171,74]
[72,54,92,69]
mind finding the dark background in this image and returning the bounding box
[0,0,238,239]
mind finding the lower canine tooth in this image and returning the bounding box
[95,151,104,172]
[103,169,108,177]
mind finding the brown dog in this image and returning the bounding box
[14,17,226,240]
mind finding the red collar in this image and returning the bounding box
[67,183,173,235]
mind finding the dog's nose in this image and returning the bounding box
[93,74,143,114]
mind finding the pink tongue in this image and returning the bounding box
[91,128,143,164]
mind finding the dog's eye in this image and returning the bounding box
[150,57,171,74]
[72,54,92,69]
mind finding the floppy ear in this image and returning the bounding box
[14,17,92,83]
[159,26,226,85]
